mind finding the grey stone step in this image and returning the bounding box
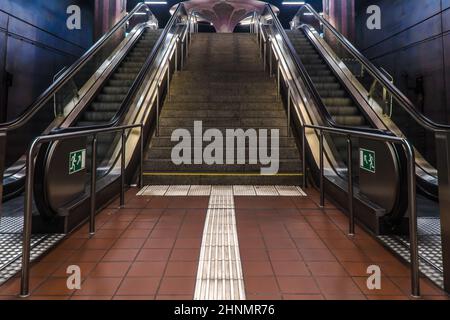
[161,102,284,111]
[169,95,277,103]
[158,117,287,128]
[160,110,287,118]
[150,136,298,148]
[143,174,302,186]
[143,159,302,172]
[158,126,291,137]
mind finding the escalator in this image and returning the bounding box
[257,3,449,287]
[258,2,448,234]
[0,2,190,234]
[284,5,445,219]
[286,30,366,127]
[0,3,159,203]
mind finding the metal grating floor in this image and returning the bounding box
[0,216,65,286]
[378,217,444,288]
[0,232,64,285]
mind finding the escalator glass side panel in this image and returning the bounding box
[0,5,157,201]
[290,5,439,197]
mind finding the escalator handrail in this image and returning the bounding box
[52,3,188,134]
[0,2,156,132]
[293,3,450,133]
[262,4,387,136]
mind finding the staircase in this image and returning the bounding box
[144,33,302,185]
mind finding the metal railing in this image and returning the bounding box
[255,7,421,298]
[18,3,195,297]
[19,124,144,297]
[303,125,420,297]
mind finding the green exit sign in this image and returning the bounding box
[69,149,86,175]
[360,148,376,173]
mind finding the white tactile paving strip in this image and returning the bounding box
[137,185,307,299]
[137,185,307,197]
[194,195,245,300]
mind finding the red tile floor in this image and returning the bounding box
[0,188,448,300]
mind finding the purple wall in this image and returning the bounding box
[0,0,94,122]
[354,0,450,124]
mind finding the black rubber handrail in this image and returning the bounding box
[53,3,187,134]
[263,4,388,136]
[0,2,155,132]
[295,3,450,133]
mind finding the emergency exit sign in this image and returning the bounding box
[69,149,86,175]
[360,148,376,173]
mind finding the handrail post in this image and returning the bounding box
[302,126,307,189]
[269,40,273,77]
[175,37,179,71]
[20,146,36,297]
[167,60,171,101]
[277,64,281,101]
[181,39,185,70]
[404,141,420,298]
[347,136,354,236]
[89,135,97,235]
[319,131,324,207]
[139,125,144,189]
[156,85,160,137]
[120,130,126,208]
[287,87,291,137]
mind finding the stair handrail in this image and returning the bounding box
[0,2,156,132]
[292,3,450,133]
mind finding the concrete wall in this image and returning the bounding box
[0,0,94,122]
[354,0,450,124]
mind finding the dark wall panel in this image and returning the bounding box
[353,0,450,124]
[0,0,94,121]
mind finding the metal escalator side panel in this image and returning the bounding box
[261,7,406,233]
[32,6,189,230]
[300,25,438,196]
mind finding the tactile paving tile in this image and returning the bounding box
[188,185,212,196]
[208,195,235,209]
[141,185,170,196]
[165,185,190,196]
[136,186,148,196]
[254,185,278,196]
[232,185,256,196]
[296,186,307,196]
[195,195,245,300]
[275,185,303,196]
[0,233,65,285]
[211,185,233,196]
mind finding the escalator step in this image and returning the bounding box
[83,111,117,121]
[91,102,122,112]
[327,106,360,116]
[333,116,365,126]
[102,87,130,95]
[97,94,127,102]
[322,97,353,106]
